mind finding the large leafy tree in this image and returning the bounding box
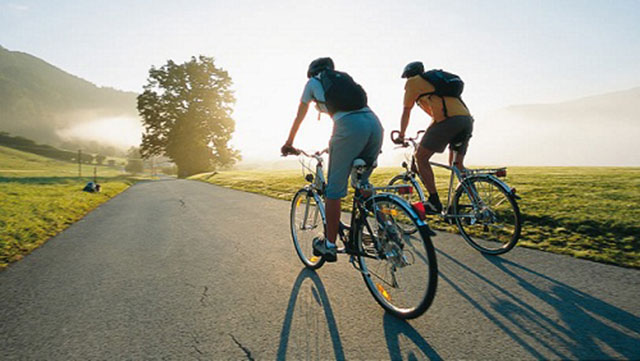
[138,56,240,178]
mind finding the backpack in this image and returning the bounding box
[417,69,467,117]
[318,69,367,115]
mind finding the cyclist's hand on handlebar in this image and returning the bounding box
[393,134,405,145]
[390,130,408,146]
[281,143,300,156]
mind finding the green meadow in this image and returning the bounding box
[0,146,134,269]
[191,166,640,268]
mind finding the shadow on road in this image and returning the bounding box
[277,268,345,360]
[437,248,640,359]
[383,313,442,361]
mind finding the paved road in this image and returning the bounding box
[1,179,639,360]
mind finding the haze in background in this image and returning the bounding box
[1,0,639,166]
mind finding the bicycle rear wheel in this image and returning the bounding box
[387,174,425,235]
[453,177,521,255]
[290,188,325,269]
[357,195,438,319]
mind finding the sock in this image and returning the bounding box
[325,240,336,248]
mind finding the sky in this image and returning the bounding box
[1,0,639,166]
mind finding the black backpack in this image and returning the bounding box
[418,69,467,117]
[318,69,367,115]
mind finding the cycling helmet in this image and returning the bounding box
[307,57,334,78]
[401,61,424,78]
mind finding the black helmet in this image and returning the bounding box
[401,61,424,78]
[307,57,334,78]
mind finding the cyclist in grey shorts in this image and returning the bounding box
[396,61,474,214]
[281,57,383,262]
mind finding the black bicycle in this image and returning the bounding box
[286,148,438,319]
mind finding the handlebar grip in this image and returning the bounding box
[390,130,402,144]
[281,145,300,156]
[390,130,408,146]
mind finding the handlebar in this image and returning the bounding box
[282,146,328,158]
[390,130,425,148]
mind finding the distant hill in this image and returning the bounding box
[0,45,138,147]
[471,87,640,166]
[504,87,640,125]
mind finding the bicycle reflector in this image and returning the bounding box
[495,169,507,177]
[411,202,426,221]
[398,185,413,194]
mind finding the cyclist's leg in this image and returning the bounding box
[416,145,438,194]
[448,116,474,171]
[325,113,375,244]
[356,113,384,187]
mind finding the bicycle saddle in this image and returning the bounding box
[352,158,378,169]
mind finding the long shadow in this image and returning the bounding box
[277,268,345,361]
[383,313,442,361]
[486,255,640,359]
[436,248,640,359]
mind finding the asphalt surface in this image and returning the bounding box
[1,179,639,360]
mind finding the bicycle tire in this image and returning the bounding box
[290,188,326,269]
[357,194,438,319]
[453,176,521,255]
[387,174,425,235]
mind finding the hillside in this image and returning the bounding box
[0,144,124,178]
[0,45,138,147]
[472,87,640,166]
[505,87,640,125]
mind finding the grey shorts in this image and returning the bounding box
[326,110,383,199]
[420,115,474,155]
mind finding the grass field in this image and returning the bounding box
[0,145,135,270]
[191,166,640,269]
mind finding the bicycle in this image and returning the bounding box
[285,148,438,319]
[388,130,522,255]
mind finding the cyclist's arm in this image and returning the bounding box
[400,106,412,138]
[285,101,310,145]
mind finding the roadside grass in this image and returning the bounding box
[0,145,141,270]
[191,166,640,269]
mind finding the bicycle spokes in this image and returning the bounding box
[454,177,521,254]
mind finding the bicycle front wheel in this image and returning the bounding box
[290,188,326,269]
[357,195,438,319]
[388,174,425,235]
[453,177,521,255]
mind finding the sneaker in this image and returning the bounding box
[313,237,337,262]
[424,195,443,215]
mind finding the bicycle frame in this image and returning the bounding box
[296,150,428,261]
[393,132,518,221]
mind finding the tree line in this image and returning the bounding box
[0,132,127,167]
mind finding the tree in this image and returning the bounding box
[95,154,106,165]
[125,159,144,174]
[126,146,141,160]
[138,56,240,178]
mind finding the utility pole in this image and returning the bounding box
[78,149,82,177]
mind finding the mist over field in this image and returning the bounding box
[0,45,140,154]
[1,43,639,167]
[470,87,640,167]
[240,87,640,169]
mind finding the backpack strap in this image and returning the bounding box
[416,92,469,119]
[416,92,450,118]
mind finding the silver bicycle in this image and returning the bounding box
[285,148,438,319]
[389,130,522,255]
